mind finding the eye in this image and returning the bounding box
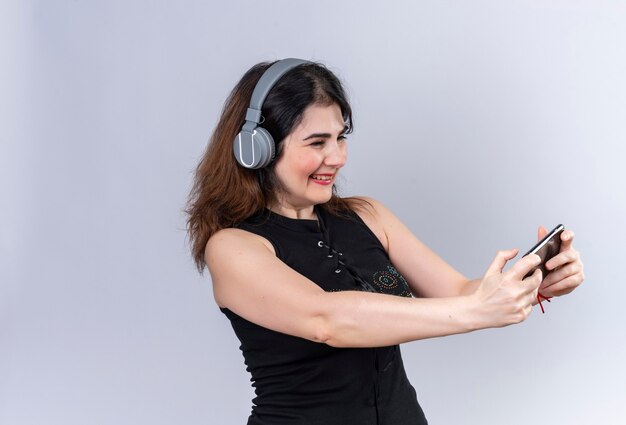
[338,135,348,142]
[310,140,325,147]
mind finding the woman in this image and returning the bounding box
[185,59,584,425]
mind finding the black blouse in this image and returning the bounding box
[220,206,428,424]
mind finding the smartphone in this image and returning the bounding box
[522,224,564,279]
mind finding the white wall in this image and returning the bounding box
[2,0,625,424]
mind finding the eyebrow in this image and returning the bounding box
[302,125,349,141]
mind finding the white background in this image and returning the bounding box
[2,1,625,423]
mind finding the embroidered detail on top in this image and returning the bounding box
[373,265,412,297]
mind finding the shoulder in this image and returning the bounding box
[204,227,277,308]
[349,196,407,230]
[205,227,275,271]
[347,196,387,216]
[345,196,392,252]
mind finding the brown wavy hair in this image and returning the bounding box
[185,60,360,273]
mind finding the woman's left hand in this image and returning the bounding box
[537,226,585,298]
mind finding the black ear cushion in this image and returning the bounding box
[252,127,275,168]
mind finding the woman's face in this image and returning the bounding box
[272,103,348,214]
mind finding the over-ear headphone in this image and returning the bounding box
[233,58,310,169]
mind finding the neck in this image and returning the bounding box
[268,203,317,220]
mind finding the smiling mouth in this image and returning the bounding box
[309,174,335,185]
[310,174,333,181]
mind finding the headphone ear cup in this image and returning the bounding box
[233,127,275,169]
[250,127,275,169]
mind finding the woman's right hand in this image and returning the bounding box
[470,249,543,329]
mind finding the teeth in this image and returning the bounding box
[311,175,332,181]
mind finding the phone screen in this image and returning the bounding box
[523,224,564,279]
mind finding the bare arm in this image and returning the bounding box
[352,198,584,306]
[460,279,482,296]
[206,227,543,348]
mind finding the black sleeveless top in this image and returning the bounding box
[220,206,428,425]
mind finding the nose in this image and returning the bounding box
[324,139,347,167]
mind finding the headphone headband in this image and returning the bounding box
[244,58,309,125]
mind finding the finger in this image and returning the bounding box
[484,249,519,277]
[545,249,581,271]
[508,254,542,280]
[539,272,584,297]
[523,268,543,292]
[537,225,548,241]
[541,261,583,288]
[527,282,541,307]
[544,285,576,298]
[558,229,575,253]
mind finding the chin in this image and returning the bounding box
[314,192,334,205]
[299,185,335,207]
